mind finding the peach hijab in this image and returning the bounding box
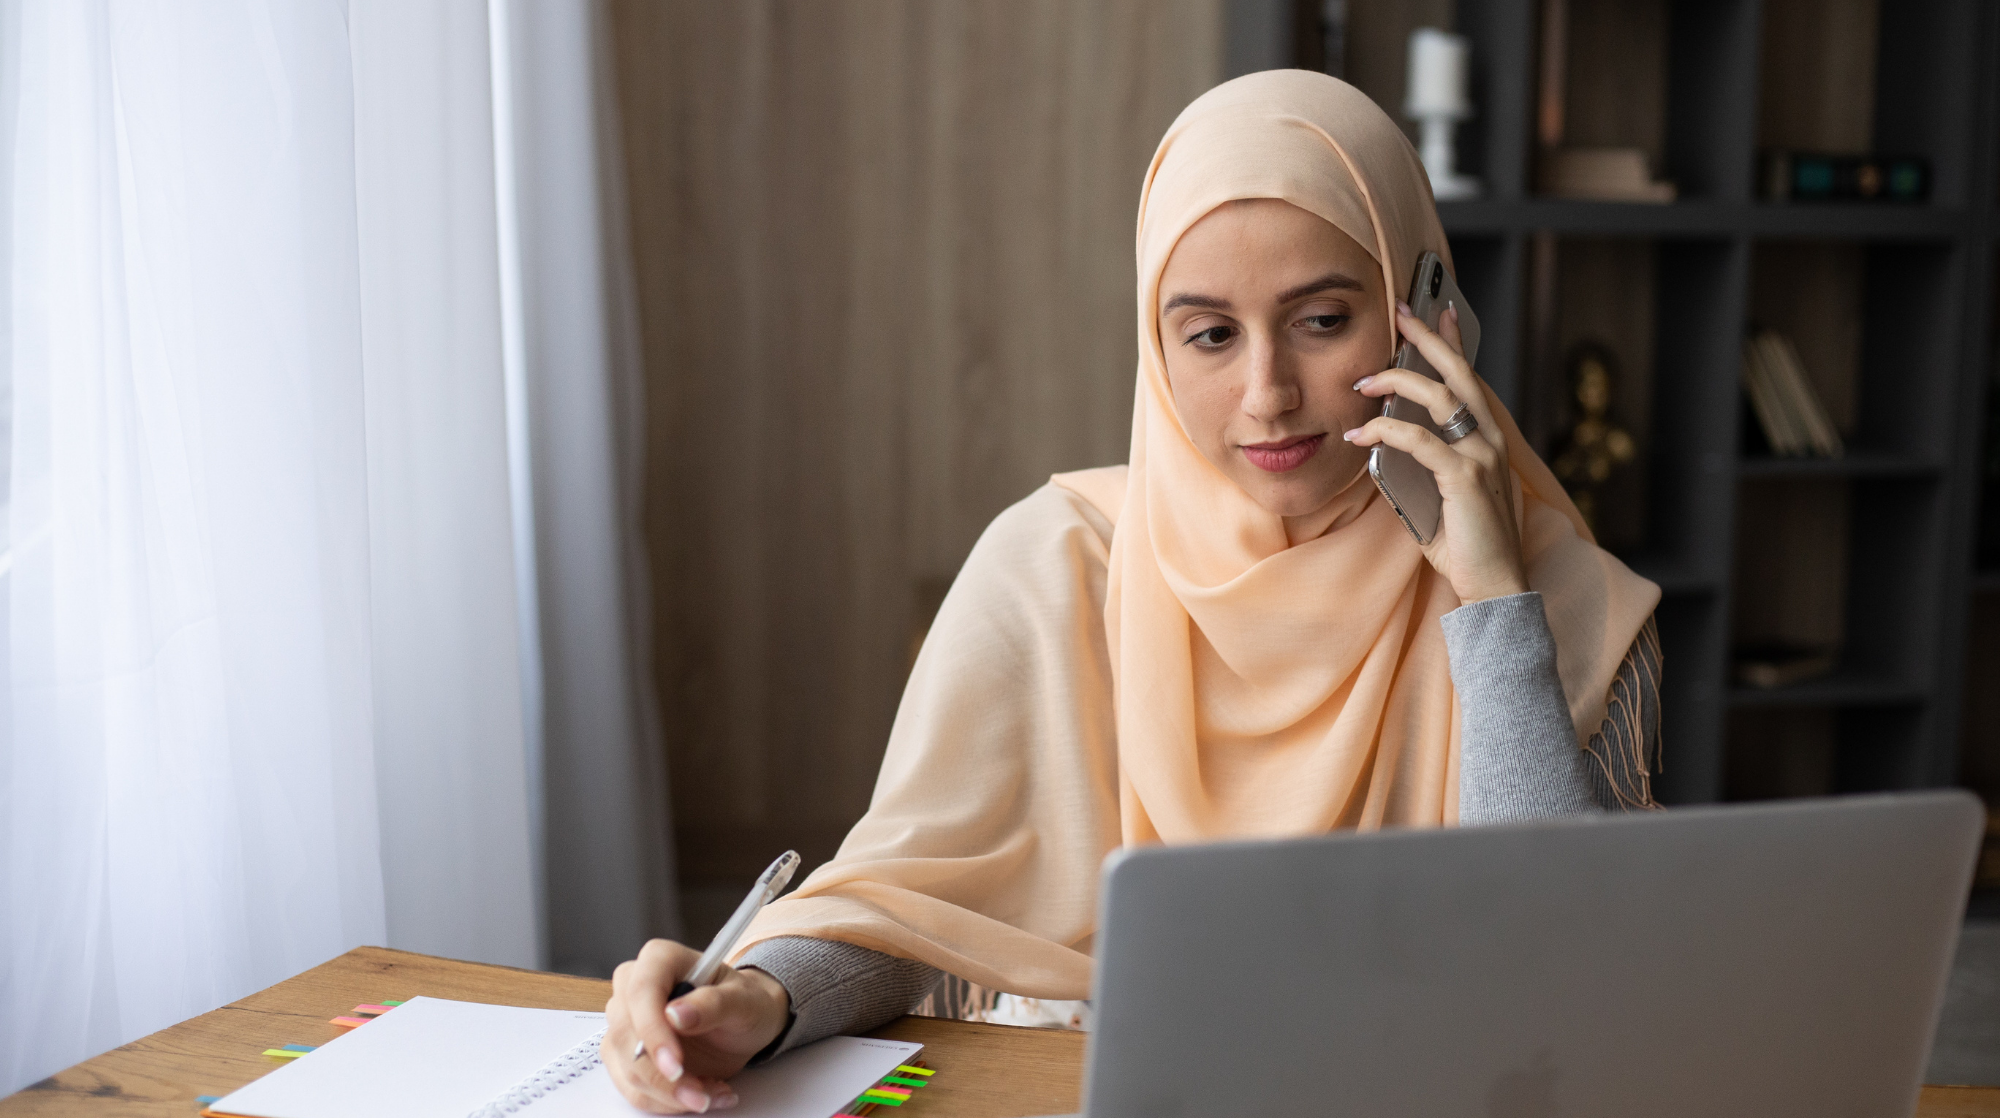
[732,71,1658,1000]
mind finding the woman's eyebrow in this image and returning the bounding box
[1276,272,1366,302]
[1160,292,1230,314]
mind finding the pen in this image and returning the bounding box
[634,850,800,1066]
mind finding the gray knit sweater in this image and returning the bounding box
[736,590,1662,1060]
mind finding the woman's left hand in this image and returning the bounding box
[1343,301,1529,604]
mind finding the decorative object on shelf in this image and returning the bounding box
[1550,343,1637,534]
[1534,0,1567,150]
[1731,641,1840,690]
[1741,328,1844,459]
[1537,147,1675,202]
[1404,28,1479,200]
[1759,151,1930,203]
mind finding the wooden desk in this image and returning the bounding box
[0,946,1991,1118]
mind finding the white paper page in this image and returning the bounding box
[530,1036,923,1118]
[212,996,606,1118]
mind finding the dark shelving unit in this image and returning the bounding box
[1303,0,2000,804]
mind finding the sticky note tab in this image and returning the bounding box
[863,1087,911,1099]
[859,1093,906,1107]
[882,1075,928,1087]
[894,1065,933,1076]
[353,1004,396,1016]
[329,1016,371,1028]
[379,999,404,1006]
[195,1096,220,1104]
[280,1045,316,1053]
[261,1049,307,1059]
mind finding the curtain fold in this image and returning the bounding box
[501,0,681,975]
[0,0,672,1090]
[348,0,543,971]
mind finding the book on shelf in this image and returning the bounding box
[1732,641,1841,690]
[1759,150,1930,203]
[1741,329,1844,459]
[1537,147,1675,202]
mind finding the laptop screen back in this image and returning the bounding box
[1085,793,1981,1118]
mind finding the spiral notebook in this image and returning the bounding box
[207,996,923,1118]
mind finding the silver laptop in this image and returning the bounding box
[1058,791,1982,1118]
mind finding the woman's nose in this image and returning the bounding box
[1240,335,1300,420]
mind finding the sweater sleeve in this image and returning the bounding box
[1445,593,1663,824]
[736,936,941,1061]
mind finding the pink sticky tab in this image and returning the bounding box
[329,1016,371,1028]
[353,1004,396,1016]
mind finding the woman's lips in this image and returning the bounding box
[1240,433,1327,473]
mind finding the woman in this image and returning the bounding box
[606,69,1661,1114]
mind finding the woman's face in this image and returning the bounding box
[1157,198,1390,519]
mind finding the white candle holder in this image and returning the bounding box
[1405,28,1481,201]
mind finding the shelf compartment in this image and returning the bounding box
[1736,454,1944,479]
[1727,670,1928,708]
[1726,704,1937,799]
[1438,200,1966,239]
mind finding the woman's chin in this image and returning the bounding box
[1236,470,1343,518]
[1232,450,1366,518]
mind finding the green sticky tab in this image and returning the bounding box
[379,1000,404,1006]
[860,1094,906,1107]
[893,1065,933,1076]
[882,1076,928,1087]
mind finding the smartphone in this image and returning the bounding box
[1367,252,1481,546]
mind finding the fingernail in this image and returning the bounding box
[667,1003,694,1030]
[1446,301,1458,319]
[1342,428,1363,441]
[1352,375,1374,390]
[712,1089,740,1110]
[656,1050,681,1081]
[675,1081,711,1113]
[1396,300,1412,316]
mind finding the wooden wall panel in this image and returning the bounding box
[609,1,1224,883]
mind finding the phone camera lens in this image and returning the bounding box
[1429,268,1443,299]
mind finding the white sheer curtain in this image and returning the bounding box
[0,0,672,1092]
[0,0,388,1091]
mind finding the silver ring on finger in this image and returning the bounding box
[1439,403,1479,444]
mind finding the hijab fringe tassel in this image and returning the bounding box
[1580,616,1663,811]
[915,974,1002,1023]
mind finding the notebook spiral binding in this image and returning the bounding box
[466,1029,607,1118]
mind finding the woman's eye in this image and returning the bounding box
[1185,325,1235,348]
[1300,314,1348,333]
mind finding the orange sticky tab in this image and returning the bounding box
[329,1016,371,1028]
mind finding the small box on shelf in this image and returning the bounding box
[1759,151,1931,203]
[1732,641,1840,690]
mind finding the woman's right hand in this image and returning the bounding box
[602,939,793,1113]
